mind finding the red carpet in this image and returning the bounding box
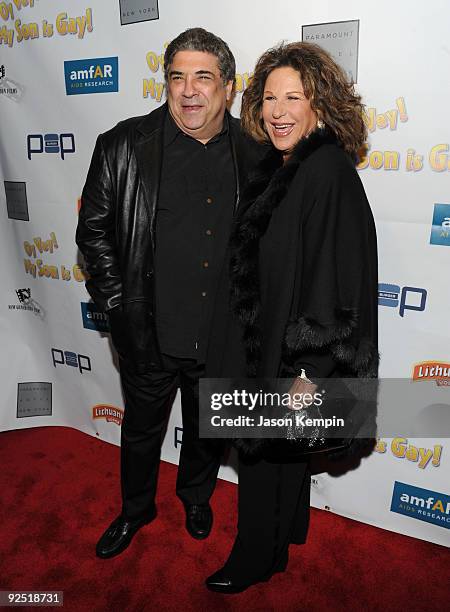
[0,426,448,611]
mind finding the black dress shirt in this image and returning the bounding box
[154,111,235,361]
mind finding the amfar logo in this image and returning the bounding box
[27,133,75,160]
[64,57,119,95]
[120,0,159,25]
[302,20,359,82]
[81,302,110,332]
[430,203,450,246]
[390,481,450,529]
[378,283,427,317]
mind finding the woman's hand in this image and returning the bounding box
[287,373,318,410]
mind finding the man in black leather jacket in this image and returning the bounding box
[76,28,258,559]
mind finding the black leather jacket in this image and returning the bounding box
[76,103,259,373]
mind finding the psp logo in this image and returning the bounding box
[27,133,75,160]
[378,283,427,317]
[64,56,119,95]
[51,348,91,374]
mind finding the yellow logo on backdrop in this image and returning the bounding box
[357,96,449,172]
[0,4,93,47]
[429,144,450,172]
[142,42,168,101]
[363,97,408,133]
[358,97,406,171]
[55,10,93,39]
[375,437,443,469]
[23,232,87,282]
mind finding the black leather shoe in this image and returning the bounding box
[205,568,251,594]
[96,510,156,559]
[184,503,212,540]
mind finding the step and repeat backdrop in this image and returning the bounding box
[1,1,449,547]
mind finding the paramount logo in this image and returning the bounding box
[412,361,450,386]
[92,404,124,426]
[301,19,359,82]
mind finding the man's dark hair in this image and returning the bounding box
[164,27,236,84]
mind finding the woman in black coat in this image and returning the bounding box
[205,42,378,593]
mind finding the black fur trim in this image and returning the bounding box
[351,339,380,378]
[284,309,358,353]
[283,309,378,378]
[329,338,379,377]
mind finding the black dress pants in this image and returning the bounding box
[119,354,223,521]
[223,456,310,584]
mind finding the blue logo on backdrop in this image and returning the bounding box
[390,481,450,529]
[51,348,92,374]
[430,203,450,246]
[81,302,110,332]
[64,57,119,95]
[378,283,427,317]
[27,133,75,160]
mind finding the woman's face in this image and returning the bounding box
[261,66,317,154]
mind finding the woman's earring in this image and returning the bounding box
[317,118,325,129]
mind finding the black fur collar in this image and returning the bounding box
[229,128,339,375]
[244,127,338,200]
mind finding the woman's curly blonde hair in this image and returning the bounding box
[241,41,367,158]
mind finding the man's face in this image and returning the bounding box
[167,50,233,143]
